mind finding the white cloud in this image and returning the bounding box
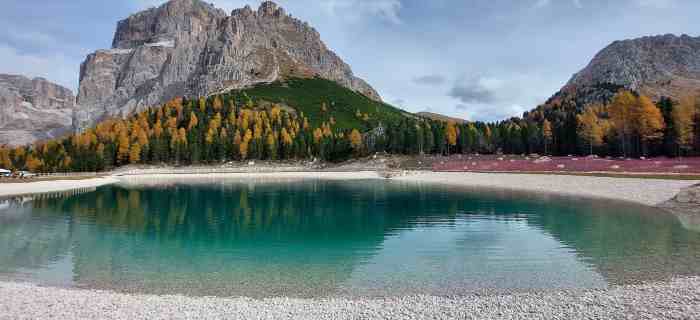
[534,0,583,9]
[634,0,675,8]
[135,0,403,24]
[320,0,402,24]
[447,73,555,122]
[0,44,79,91]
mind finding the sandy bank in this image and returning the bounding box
[0,171,696,206]
[1,278,697,320]
[0,177,119,198]
[116,170,382,182]
[396,172,700,206]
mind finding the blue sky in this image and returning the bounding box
[1,0,698,121]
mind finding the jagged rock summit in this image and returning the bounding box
[0,74,74,146]
[75,0,381,129]
[565,34,700,101]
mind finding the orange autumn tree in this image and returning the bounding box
[635,95,665,155]
[577,107,604,155]
[349,129,363,155]
[673,95,697,156]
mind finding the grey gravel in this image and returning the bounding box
[1,278,699,319]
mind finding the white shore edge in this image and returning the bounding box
[396,172,700,206]
[0,176,119,198]
[1,170,697,206]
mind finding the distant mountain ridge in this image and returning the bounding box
[416,112,467,124]
[74,0,381,129]
[0,74,74,146]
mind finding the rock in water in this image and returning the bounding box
[75,0,381,129]
[0,74,74,146]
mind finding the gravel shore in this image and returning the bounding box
[396,172,700,206]
[1,171,695,206]
[0,170,696,207]
[0,177,118,198]
[1,278,698,320]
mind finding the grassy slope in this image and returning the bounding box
[227,77,410,130]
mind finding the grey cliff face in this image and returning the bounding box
[0,74,74,146]
[566,34,700,100]
[76,0,381,129]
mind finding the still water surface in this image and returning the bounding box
[0,179,699,297]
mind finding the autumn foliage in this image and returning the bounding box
[0,84,698,173]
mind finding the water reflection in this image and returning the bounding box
[0,179,699,297]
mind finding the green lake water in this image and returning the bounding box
[1,178,699,297]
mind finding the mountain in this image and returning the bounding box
[553,34,700,109]
[75,0,381,130]
[416,112,467,124]
[0,74,74,146]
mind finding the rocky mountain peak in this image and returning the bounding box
[0,74,74,145]
[565,33,700,101]
[257,1,285,17]
[77,0,381,129]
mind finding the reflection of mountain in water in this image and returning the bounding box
[524,199,700,285]
[0,180,698,297]
[2,180,475,296]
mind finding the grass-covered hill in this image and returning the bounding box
[226,77,411,131]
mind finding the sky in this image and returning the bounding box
[1,0,698,121]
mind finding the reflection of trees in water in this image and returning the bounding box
[42,181,468,244]
[3,181,700,296]
[19,181,474,296]
[0,195,74,275]
[522,198,700,285]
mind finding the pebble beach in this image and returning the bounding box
[1,278,698,320]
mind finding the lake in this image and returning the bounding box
[1,178,699,298]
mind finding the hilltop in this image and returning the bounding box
[75,0,382,130]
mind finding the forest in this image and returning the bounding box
[0,79,699,173]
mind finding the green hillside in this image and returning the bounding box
[226,77,410,131]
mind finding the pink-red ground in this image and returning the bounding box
[432,155,700,174]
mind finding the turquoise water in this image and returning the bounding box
[1,179,699,297]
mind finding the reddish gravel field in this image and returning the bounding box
[432,155,700,175]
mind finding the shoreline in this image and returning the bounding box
[1,277,697,319]
[1,171,699,318]
[0,176,119,198]
[396,172,700,206]
[0,170,697,206]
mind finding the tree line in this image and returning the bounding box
[1,89,699,172]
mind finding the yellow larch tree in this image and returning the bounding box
[673,95,697,156]
[577,107,604,155]
[635,95,665,155]
[542,119,553,155]
[349,129,363,154]
[608,90,637,156]
[129,143,142,164]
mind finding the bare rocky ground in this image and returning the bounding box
[1,278,699,320]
